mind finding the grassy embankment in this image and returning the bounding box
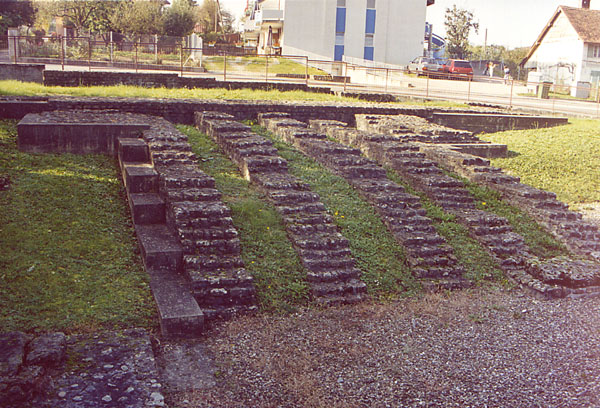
[0,120,155,334]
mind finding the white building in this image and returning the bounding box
[522,1,600,88]
[244,0,434,66]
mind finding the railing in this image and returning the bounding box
[4,34,600,117]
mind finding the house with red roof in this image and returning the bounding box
[522,0,600,94]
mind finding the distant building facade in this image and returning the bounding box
[244,0,434,66]
[522,2,600,87]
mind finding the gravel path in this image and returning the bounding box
[168,286,600,408]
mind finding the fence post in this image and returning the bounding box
[135,42,138,73]
[180,44,183,76]
[13,35,18,63]
[385,68,389,93]
[88,36,92,71]
[426,74,430,98]
[509,78,514,108]
[110,31,113,64]
[467,76,472,103]
[265,54,269,83]
[344,62,348,93]
[224,53,227,81]
[61,35,65,71]
[305,56,309,86]
[154,34,158,64]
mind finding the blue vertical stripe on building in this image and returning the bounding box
[335,45,345,61]
[336,8,347,33]
[365,9,376,34]
[364,47,374,60]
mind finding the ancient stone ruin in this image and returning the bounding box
[9,101,598,342]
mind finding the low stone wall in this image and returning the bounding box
[0,63,44,83]
[431,112,569,133]
[42,70,331,94]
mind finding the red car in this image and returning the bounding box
[447,59,473,79]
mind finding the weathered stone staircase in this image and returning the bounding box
[194,111,367,306]
[311,116,600,298]
[257,113,470,291]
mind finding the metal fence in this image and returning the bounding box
[4,34,600,117]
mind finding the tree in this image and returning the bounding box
[111,0,165,36]
[35,1,118,34]
[163,0,197,37]
[196,0,234,36]
[0,0,37,35]
[444,5,479,59]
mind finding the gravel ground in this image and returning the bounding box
[167,286,600,408]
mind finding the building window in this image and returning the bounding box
[588,44,600,58]
[337,0,346,6]
[364,33,374,60]
[367,0,376,8]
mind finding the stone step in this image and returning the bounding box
[413,266,464,280]
[160,170,215,190]
[311,279,367,297]
[340,165,387,179]
[171,201,231,221]
[252,173,310,191]
[306,268,362,283]
[283,213,335,226]
[118,138,150,163]
[314,293,366,307]
[410,245,453,258]
[135,223,183,271]
[184,254,245,272]
[294,234,350,250]
[146,267,204,338]
[277,202,327,215]
[402,233,446,247]
[268,190,321,205]
[301,256,356,272]
[180,238,241,256]
[122,163,159,194]
[186,267,253,291]
[287,222,339,236]
[129,193,166,225]
[174,215,235,229]
[177,226,239,241]
[201,305,259,322]
[165,187,222,203]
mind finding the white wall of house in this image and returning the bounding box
[525,12,584,85]
[282,0,426,66]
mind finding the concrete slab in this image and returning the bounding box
[135,223,183,271]
[430,112,569,134]
[447,143,508,158]
[118,138,150,163]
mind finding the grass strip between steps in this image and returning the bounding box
[180,125,310,314]
[250,124,419,298]
[0,120,155,334]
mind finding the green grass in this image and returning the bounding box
[0,80,358,102]
[250,124,418,297]
[179,125,310,313]
[0,120,155,334]
[202,56,326,75]
[384,170,504,283]
[480,119,600,206]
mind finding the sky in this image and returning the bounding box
[218,0,600,49]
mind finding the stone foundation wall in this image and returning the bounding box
[0,63,44,83]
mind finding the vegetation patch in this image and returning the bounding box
[179,125,310,313]
[480,119,600,206]
[0,120,155,334]
[250,124,418,298]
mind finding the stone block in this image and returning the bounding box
[25,333,66,367]
[118,138,150,163]
[129,193,165,225]
[123,164,159,194]
[0,332,31,377]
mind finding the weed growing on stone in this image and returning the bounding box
[250,124,419,298]
[0,120,155,334]
[179,125,311,313]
